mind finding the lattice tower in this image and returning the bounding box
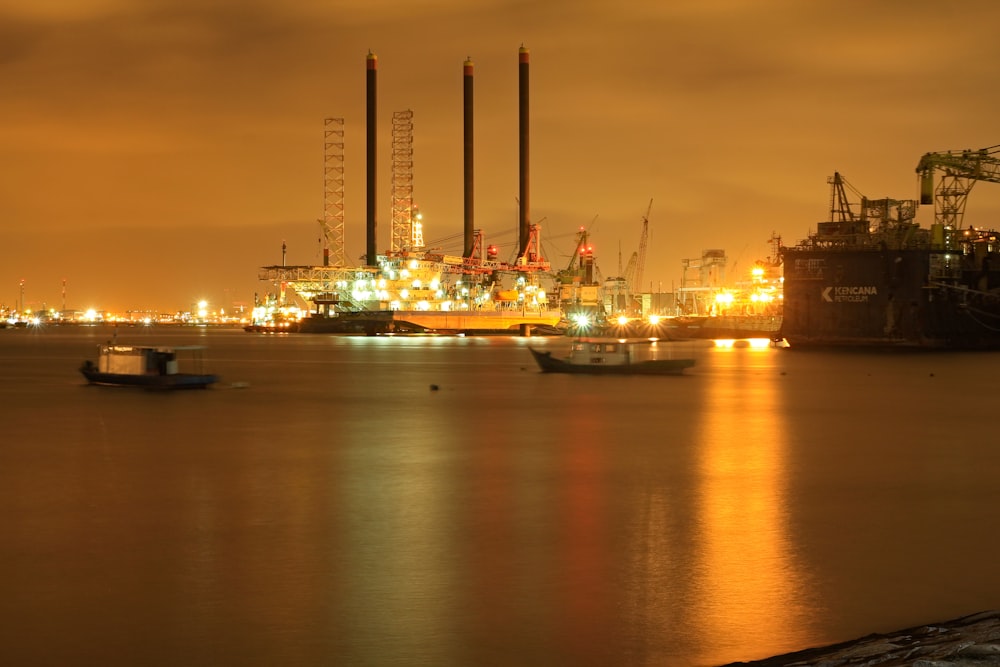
[322,118,346,266]
[391,110,414,252]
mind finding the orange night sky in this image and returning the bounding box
[3,0,1000,313]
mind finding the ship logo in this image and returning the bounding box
[822,285,877,302]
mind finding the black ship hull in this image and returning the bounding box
[661,315,783,341]
[781,247,1000,349]
[528,347,695,375]
[295,312,565,336]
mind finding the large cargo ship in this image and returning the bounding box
[781,146,1000,348]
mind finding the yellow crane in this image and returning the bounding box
[916,144,1000,228]
[623,199,652,297]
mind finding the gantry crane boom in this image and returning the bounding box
[916,144,1000,228]
[623,199,651,295]
[635,198,651,294]
[828,172,863,222]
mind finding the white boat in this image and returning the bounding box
[80,343,218,390]
[529,338,695,375]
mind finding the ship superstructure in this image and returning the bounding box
[781,145,1000,348]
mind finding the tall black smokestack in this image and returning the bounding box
[518,46,530,259]
[463,57,475,258]
[366,52,378,267]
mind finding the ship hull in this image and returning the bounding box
[781,247,1000,349]
[297,310,564,335]
[660,315,783,341]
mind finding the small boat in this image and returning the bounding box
[528,338,695,375]
[80,343,218,389]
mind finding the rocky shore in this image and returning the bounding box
[722,610,1000,666]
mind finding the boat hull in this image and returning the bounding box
[81,369,217,390]
[528,348,694,375]
[782,247,1000,349]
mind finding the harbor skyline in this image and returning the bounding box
[4,0,1000,312]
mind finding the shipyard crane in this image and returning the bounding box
[623,199,651,295]
[558,219,596,279]
[623,252,637,286]
[916,144,1000,228]
[828,172,863,222]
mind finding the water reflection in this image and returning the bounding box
[14,332,998,666]
[555,391,610,662]
[337,411,457,665]
[620,475,688,665]
[693,345,810,662]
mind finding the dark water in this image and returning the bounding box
[2,325,998,666]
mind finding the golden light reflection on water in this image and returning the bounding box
[693,348,811,662]
[620,478,683,663]
[555,391,610,656]
[337,424,456,665]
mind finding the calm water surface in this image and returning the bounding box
[2,326,998,666]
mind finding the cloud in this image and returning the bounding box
[3,0,1000,310]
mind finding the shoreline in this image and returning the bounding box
[722,610,1000,666]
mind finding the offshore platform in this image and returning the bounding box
[252,48,598,335]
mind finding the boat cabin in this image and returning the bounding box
[96,344,205,376]
[569,339,631,366]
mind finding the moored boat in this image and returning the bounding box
[782,154,1000,348]
[529,338,695,375]
[80,343,218,389]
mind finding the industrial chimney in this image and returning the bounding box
[463,57,475,258]
[366,52,378,267]
[518,46,530,259]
